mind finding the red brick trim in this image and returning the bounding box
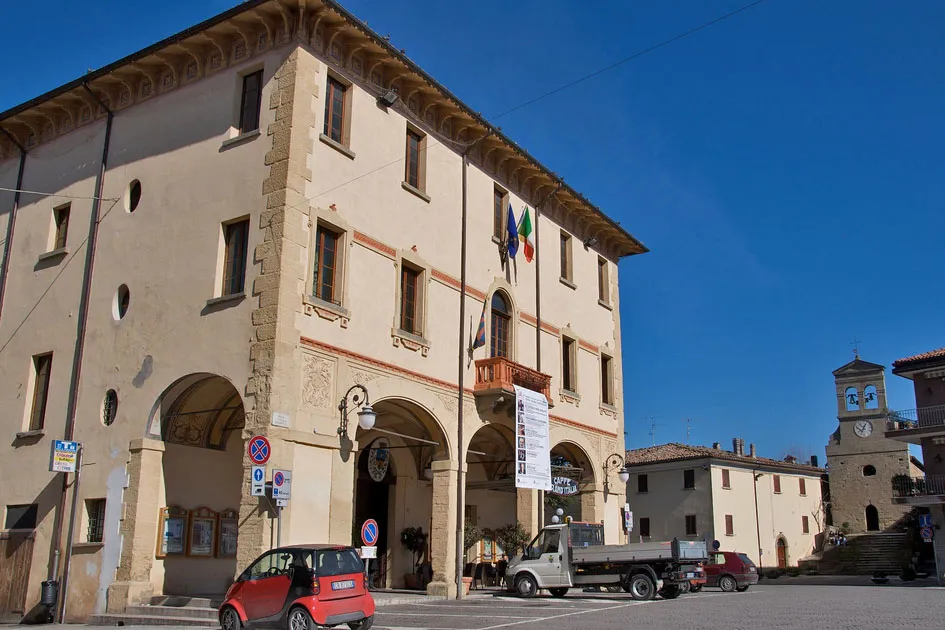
[353,230,396,259]
[430,268,487,301]
[540,321,560,336]
[579,340,599,354]
[520,312,538,326]
[299,336,616,438]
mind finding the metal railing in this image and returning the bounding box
[891,474,945,498]
[474,356,552,402]
[886,404,945,431]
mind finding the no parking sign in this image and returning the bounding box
[361,519,379,546]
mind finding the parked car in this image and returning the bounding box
[696,551,758,592]
[219,544,375,630]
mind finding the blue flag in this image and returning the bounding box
[506,204,518,259]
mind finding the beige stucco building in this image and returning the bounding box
[624,441,825,570]
[0,0,647,622]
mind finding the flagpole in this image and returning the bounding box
[534,183,561,373]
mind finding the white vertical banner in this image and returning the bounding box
[514,385,552,491]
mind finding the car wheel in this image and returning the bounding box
[659,584,681,599]
[736,585,750,592]
[515,574,538,598]
[690,584,703,593]
[628,573,656,601]
[287,606,313,630]
[549,588,568,598]
[719,575,737,592]
[348,614,374,630]
[220,607,242,630]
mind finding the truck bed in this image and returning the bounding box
[571,539,708,565]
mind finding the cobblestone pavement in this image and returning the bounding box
[370,583,945,630]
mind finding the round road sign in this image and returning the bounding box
[248,436,271,465]
[253,468,264,482]
[920,526,933,540]
[274,471,285,487]
[361,519,379,546]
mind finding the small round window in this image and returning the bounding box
[863,465,877,477]
[103,389,118,426]
[113,285,130,320]
[125,180,142,213]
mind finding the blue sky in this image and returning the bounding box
[3,1,942,462]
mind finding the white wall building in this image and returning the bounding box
[625,441,825,569]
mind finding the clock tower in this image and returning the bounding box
[825,356,911,532]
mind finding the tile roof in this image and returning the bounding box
[624,443,823,474]
[893,348,945,367]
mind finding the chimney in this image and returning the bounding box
[732,438,739,454]
[712,442,721,450]
[749,443,756,458]
[810,455,818,467]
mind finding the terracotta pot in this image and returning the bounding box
[462,576,473,595]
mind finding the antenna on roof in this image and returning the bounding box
[686,418,693,444]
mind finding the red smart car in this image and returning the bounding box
[220,544,375,630]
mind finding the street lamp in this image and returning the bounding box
[602,453,630,496]
[337,384,376,438]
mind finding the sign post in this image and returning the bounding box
[272,470,291,547]
[361,519,379,589]
[56,442,83,623]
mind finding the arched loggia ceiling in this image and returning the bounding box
[152,374,245,450]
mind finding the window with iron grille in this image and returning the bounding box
[86,499,106,543]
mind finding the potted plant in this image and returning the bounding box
[400,526,427,590]
[462,521,483,594]
[494,522,530,560]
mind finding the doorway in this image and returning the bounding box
[776,537,788,569]
[355,439,394,587]
[865,505,880,531]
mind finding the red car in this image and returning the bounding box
[219,544,375,630]
[698,551,759,592]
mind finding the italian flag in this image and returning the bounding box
[518,207,535,262]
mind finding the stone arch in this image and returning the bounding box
[845,386,859,411]
[352,391,453,590]
[776,535,789,569]
[865,504,880,531]
[548,439,598,524]
[145,373,245,596]
[465,421,517,565]
[864,385,879,409]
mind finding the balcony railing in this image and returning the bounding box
[886,404,945,431]
[474,357,552,403]
[892,475,945,498]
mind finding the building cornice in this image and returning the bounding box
[0,0,647,261]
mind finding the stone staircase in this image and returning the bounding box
[90,595,223,627]
[813,533,911,575]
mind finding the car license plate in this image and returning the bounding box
[331,580,355,591]
[686,572,696,578]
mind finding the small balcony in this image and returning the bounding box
[892,475,945,505]
[474,357,553,407]
[885,405,945,444]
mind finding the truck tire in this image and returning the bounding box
[690,584,703,593]
[515,574,538,598]
[658,584,681,599]
[627,573,656,601]
[549,588,569,598]
[719,575,737,592]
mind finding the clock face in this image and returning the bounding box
[854,420,873,438]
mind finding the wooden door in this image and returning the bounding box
[0,531,35,622]
[776,539,787,569]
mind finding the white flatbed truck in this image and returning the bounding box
[504,522,707,600]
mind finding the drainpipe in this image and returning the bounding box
[753,469,763,570]
[455,130,490,600]
[0,127,26,323]
[56,83,113,623]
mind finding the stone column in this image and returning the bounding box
[107,439,164,612]
[426,460,458,597]
[516,488,539,539]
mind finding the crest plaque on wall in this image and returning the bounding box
[368,439,390,482]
